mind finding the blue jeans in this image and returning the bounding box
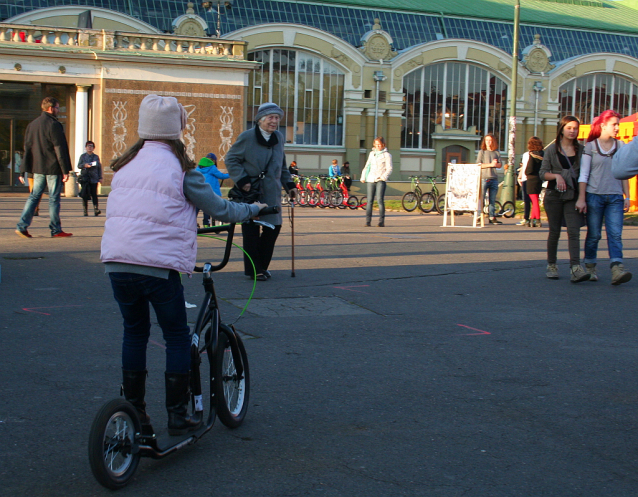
[483,178,499,218]
[584,193,625,264]
[17,174,62,235]
[366,181,386,224]
[109,271,191,374]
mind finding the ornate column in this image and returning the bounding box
[74,85,91,171]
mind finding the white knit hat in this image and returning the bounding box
[254,102,283,123]
[138,94,187,140]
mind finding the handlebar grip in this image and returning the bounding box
[258,205,280,216]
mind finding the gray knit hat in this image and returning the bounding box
[254,102,283,123]
[138,94,187,140]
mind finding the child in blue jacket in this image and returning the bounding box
[196,153,230,226]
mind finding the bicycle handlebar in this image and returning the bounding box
[194,206,280,273]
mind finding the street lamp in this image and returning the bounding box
[532,81,545,137]
[501,0,520,205]
[373,68,386,138]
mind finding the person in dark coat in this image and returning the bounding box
[78,140,103,217]
[225,102,297,280]
[16,96,73,238]
[342,161,352,190]
[524,136,544,227]
[288,160,299,176]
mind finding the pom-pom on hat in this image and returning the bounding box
[254,102,283,123]
[138,94,187,140]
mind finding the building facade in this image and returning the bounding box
[1,0,638,191]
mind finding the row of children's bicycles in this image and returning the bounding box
[283,174,367,209]
[401,175,448,214]
[401,175,516,217]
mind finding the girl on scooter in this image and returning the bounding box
[101,94,265,435]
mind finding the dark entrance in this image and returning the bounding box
[0,82,70,192]
[442,145,470,171]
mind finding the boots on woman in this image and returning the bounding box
[165,372,202,435]
[121,369,151,424]
[83,199,88,216]
[94,203,101,216]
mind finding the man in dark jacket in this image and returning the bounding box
[16,96,73,238]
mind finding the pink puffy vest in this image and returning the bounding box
[100,141,197,274]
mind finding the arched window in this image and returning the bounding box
[559,73,638,124]
[401,62,508,150]
[247,49,345,146]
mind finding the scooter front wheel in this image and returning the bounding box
[88,399,141,490]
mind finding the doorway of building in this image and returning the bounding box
[442,145,470,170]
[0,82,70,191]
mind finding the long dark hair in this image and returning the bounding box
[555,115,580,148]
[111,139,195,172]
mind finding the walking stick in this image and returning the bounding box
[290,197,296,277]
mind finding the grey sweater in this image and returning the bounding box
[476,149,501,180]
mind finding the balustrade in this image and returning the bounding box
[0,23,246,59]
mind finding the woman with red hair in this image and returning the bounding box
[576,110,632,284]
[524,136,544,227]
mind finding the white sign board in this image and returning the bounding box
[442,164,483,228]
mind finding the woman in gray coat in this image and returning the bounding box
[225,102,297,280]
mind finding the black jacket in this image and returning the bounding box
[20,112,72,176]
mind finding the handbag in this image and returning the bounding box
[228,167,268,203]
[228,181,262,203]
[78,172,89,186]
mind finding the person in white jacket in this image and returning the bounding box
[361,137,392,227]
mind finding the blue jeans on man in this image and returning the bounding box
[584,193,625,264]
[483,178,499,218]
[109,270,191,374]
[17,173,63,235]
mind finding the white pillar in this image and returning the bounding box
[74,85,91,172]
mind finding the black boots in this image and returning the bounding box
[165,372,202,436]
[83,200,88,217]
[121,369,151,424]
[94,204,101,216]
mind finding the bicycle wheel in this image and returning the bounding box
[436,194,446,214]
[419,192,436,213]
[332,191,344,208]
[359,196,367,209]
[347,195,358,209]
[298,191,307,206]
[501,201,516,218]
[88,399,141,490]
[401,192,418,212]
[215,328,250,428]
[308,191,319,207]
[319,191,330,208]
[483,200,502,215]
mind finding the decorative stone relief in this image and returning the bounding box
[393,56,423,91]
[183,104,197,161]
[111,101,127,159]
[559,69,577,83]
[219,106,234,161]
[330,48,361,88]
[360,18,397,61]
[497,62,512,77]
[521,34,555,74]
[173,2,208,37]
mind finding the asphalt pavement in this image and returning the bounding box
[2,195,638,496]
